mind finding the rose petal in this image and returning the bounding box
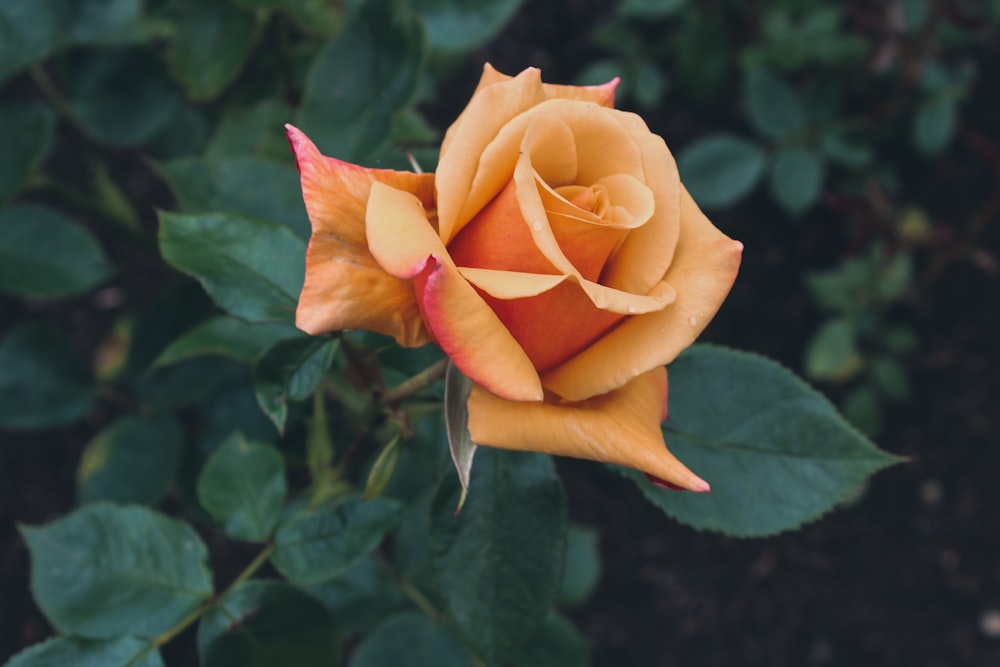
[599,111,682,295]
[467,367,710,492]
[364,182,543,401]
[436,68,548,244]
[287,125,433,346]
[541,186,743,401]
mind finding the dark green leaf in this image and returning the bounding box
[157,211,306,323]
[272,495,405,585]
[619,0,688,17]
[253,337,337,432]
[0,1,59,83]
[512,612,590,667]
[305,556,405,635]
[153,316,302,368]
[0,102,56,202]
[0,204,113,298]
[820,131,873,167]
[678,134,766,209]
[77,414,183,506]
[50,0,146,46]
[804,318,862,382]
[5,635,163,667]
[557,524,601,608]
[871,357,910,401]
[67,48,183,147]
[21,503,213,638]
[165,2,258,101]
[197,580,339,667]
[913,99,956,155]
[235,0,342,35]
[296,0,425,163]
[743,68,806,140]
[410,0,525,52]
[769,148,824,215]
[430,449,568,666]
[842,385,884,437]
[205,98,295,161]
[350,612,473,667]
[0,324,93,430]
[159,156,310,238]
[623,345,902,537]
[197,433,286,542]
[444,361,477,512]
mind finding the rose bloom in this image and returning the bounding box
[289,65,741,491]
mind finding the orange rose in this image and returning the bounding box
[289,64,742,491]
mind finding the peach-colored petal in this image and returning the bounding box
[600,112,682,295]
[436,68,548,243]
[541,186,743,401]
[287,125,432,346]
[364,182,543,401]
[440,64,618,169]
[468,367,709,492]
[458,268,674,373]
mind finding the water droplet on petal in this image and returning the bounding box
[627,305,637,314]
[532,221,543,231]
[688,316,698,327]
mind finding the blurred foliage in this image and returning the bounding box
[1,0,994,665]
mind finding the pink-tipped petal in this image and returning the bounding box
[364,182,544,402]
[287,125,433,346]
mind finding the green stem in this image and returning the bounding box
[374,551,442,623]
[29,63,74,121]
[151,542,276,649]
[381,359,448,406]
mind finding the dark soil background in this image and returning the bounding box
[3,1,999,666]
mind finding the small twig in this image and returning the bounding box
[381,359,448,406]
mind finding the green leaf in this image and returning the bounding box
[205,98,295,162]
[67,48,183,147]
[272,495,405,585]
[165,2,258,101]
[842,385,884,437]
[804,318,862,382]
[619,0,688,17]
[0,324,93,430]
[235,0,342,35]
[678,134,766,209]
[157,211,306,323]
[350,612,473,667]
[511,612,590,667]
[197,433,286,542]
[769,148,824,215]
[77,414,183,506]
[197,580,340,667]
[0,0,59,83]
[743,68,806,140]
[158,156,310,238]
[5,635,163,667]
[410,0,525,52]
[153,316,302,368]
[0,204,114,299]
[50,0,147,46]
[623,345,902,537]
[820,131,873,167]
[556,523,601,608]
[444,361,477,512]
[430,449,568,666]
[0,101,55,202]
[871,357,910,401]
[253,337,337,433]
[913,99,956,155]
[304,556,405,635]
[21,503,213,638]
[296,0,425,163]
